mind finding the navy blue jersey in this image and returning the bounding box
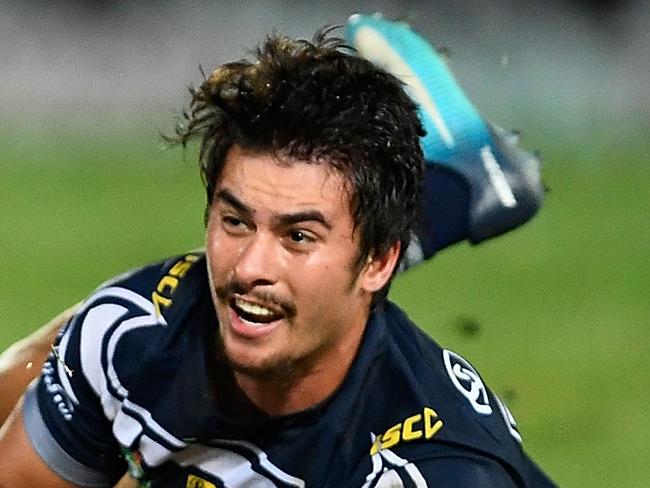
[24,253,556,487]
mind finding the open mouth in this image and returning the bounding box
[230,297,284,325]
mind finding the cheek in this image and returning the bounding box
[293,258,355,308]
[205,227,233,281]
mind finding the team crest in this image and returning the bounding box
[443,349,492,415]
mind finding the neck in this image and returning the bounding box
[233,316,368,417]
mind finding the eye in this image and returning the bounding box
[289,230,307,243]
[223,216,243,227]
[222,215,249,234]
[285,229,317,249]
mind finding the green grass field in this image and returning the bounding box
[1,128,648,486]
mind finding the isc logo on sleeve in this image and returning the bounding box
[186,474,216,488]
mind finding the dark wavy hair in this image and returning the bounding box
[170,27,425,304]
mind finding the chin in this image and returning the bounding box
[218,333,288,379]
[228,352,297,382]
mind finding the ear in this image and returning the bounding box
[359,241,401,293]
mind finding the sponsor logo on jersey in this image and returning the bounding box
[41,359,75,421]
[152,253,200,316]
[370,406,443,455]
[443,349,492,415]
[186,474,216,488]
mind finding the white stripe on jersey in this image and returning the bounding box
[175,442,306,488]
[122,399,186,450]
[112,406,143,446]
[79,303,129,419]
[403,464,428,488]
[105,313,166,399]
[112,406,186,468]
[74,285,187,464]
[363,433,429,488]
[374,469,404,487]
[215,439,306,488]
[77,286,166,324]
[76,285,165,418]
[378,449,428,488]
[139,432,179,466]
[361,436,384,488]
[176,444,276,488]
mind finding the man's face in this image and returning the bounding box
[205,146,382,380]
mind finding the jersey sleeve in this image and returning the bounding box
[21,284,162,487]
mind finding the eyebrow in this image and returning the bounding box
[215,189,254,218]
[273,211,332,230]
[215,188,332,230]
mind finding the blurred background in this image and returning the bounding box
[1,0,648,486]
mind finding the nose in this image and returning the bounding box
[233,233,280,288]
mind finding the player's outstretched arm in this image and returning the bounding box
[0,398,77,487]
[0,303,78,425]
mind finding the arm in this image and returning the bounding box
[0,338,134,487]
[0,299,129,487]
[0,398,77,487]
[0,303,79,425]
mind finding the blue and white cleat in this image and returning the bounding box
[346,14,545,262]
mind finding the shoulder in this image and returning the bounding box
[79,251,206,331]
[94,251,205,314]
[378,301,519,438]
[68,251,206,350]
[53,252,208,410]
[362,450,522,488]
[19,252,212,486]
[364,302,551,483]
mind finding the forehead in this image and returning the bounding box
[216,146,352,216]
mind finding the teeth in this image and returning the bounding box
[235,298,275,316]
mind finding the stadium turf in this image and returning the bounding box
[1,128,648,487]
